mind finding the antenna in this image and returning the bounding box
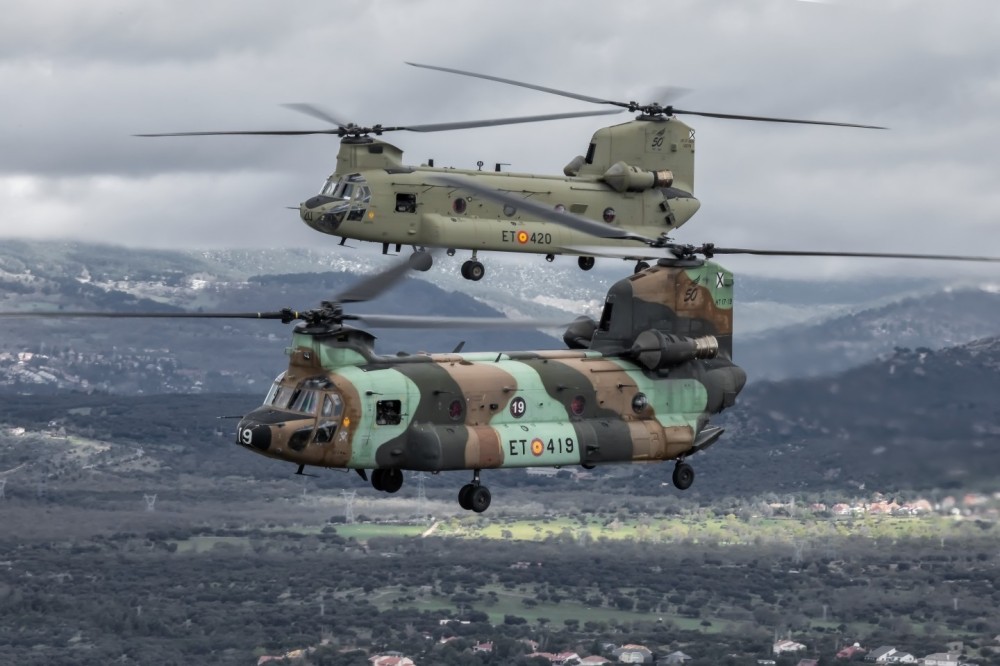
[144,494,157,512]
[415,472,428,520]
[341,490,357,524]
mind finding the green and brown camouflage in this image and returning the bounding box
[236,257,746,511]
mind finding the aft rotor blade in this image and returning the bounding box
[408,62,885,129]
[669,109,886,130]
[434,175,658,244]
[350,314,569,329]
[407,62,622,107]
[394,109,621,133]
[706,246,1000,262]
[0,310,298,320]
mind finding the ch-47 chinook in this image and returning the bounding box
[136,63,884,282]
[3,188,998,512]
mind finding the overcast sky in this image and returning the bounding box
[2,0,998,279]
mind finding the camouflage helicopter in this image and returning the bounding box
[3,182,997,513]
[136,62,883,282]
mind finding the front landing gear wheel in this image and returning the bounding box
[408,250,433,272]
[381,469,404,494]
[458,483,476,510]
[634,260,650,273]
[672,461,694,490]
[461,260,485,281]
[469,486,492,513]
[578,256,595,271]
[371,469,385,491]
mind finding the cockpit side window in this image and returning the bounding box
[264,372,286,406]
[322,394,343,417]
[314,392,344,444]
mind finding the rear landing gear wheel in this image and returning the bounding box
[578,256,595,271]
[634,261,650,273]
[458,483,476,510]
[672,461,694,490]
[461,260,485,281]
[469,486,491,513]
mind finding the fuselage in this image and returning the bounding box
[298,117,700,262]
[237,344,726,473]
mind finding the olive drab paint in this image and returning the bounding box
[298,116,701,281]
[235,258,747,512]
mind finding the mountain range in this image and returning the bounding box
[1,241,998,395]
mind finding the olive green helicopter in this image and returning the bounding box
[136,62,884,282]
[3,180,997,512]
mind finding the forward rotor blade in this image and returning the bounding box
[394,109,621,133]
[281,102,353,128]
[349,314,568,329]
[407,62,622,107]
[135,130,341,137]
[334,253,428,304]
[433,175,658,244]
[0,310,296,320]
[670,109,887,130]
[706,246,1000,262]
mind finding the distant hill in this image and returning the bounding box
[705,335,1000,494]
[0,242,558,394]
[737,288,1000,380]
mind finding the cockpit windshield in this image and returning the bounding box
[317,173,372,225]
[263,374,344,417]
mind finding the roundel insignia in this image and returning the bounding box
[509,396,527,418]
[531,438,544,456]
[516,230,529,244]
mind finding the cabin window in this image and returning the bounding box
[376,400,402,426]
[395,193,417,213]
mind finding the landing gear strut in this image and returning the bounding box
[461,251,485,281]
[457,469,491,512]
[672,461,694,490]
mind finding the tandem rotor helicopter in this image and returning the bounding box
[3,181,998,512]
[137,62,885,282]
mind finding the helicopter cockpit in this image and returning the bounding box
[259,374,346,449]
[302,173,372,231]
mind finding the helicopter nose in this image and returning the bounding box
[303,194,335,210]
[236,417,272,452]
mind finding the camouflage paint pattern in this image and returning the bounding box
[236,259,746,480]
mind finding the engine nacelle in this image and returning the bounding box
[563,316,597,349]
[630,330,718,370]
[602,161,674,193]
